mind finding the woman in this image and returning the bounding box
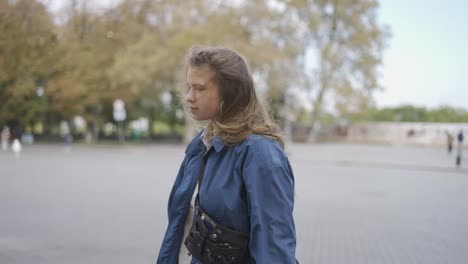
[157,46,297,264]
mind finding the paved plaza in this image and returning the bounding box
[1,142,467,264]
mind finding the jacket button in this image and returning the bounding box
[211,233,218,240]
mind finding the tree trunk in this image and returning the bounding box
[309,0,338,137]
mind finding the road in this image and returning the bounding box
[1,143,467,264]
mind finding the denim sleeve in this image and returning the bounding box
[166,156,187,216]
[157,156,188,264]
[242,140,297,264]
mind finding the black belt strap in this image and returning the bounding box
[191,148,299,264]
[185,149,252,264]
[197,153,207,193]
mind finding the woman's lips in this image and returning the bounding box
[189,107,198,112]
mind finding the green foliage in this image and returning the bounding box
[1,0,392,136]
[0,0,58,125]
[359,105,468,123]
[152,121,171,135]
[287,0,390,126]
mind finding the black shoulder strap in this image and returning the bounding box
[195,154,207,209]
[197,154,207,193]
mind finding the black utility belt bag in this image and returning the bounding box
[184,199,249,264]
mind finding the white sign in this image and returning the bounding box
[113,99,126,122]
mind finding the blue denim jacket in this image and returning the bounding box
[157,131,296,263]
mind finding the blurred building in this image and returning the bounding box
[346,122,468,147]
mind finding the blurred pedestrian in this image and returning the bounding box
[446,130,454,154]
[11,123,22,141]
[12,138,21,157]
[456,129,464,167]
[60,120,73,146]
[1,126,10,151]
[157,46,298,264]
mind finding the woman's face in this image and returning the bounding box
[186,64,222,121]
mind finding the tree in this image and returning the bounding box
[0,0,58,128]
[364,105,468,123]
[287,0,390,130]
[105,0,307,140]
[47,0,124,137]
[3,0,391,142]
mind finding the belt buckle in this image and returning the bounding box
[201,213,217,230]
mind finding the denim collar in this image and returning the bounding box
[185,129,226,154]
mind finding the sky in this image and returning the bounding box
[376,0,468,109]
[44,0,468,110]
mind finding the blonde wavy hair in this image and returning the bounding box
[183,46,284,148]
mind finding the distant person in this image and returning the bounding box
[456,129,464,167]
[157,46,298,264]
[1,126,10,151]
[446,130,454,154]
[12,138,22,157]
[59,120,73,147]
[65,133,73,144]
[11,124,22,141]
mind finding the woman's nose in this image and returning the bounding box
[186,90,195,103]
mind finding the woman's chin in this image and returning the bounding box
[191,114,206,121]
